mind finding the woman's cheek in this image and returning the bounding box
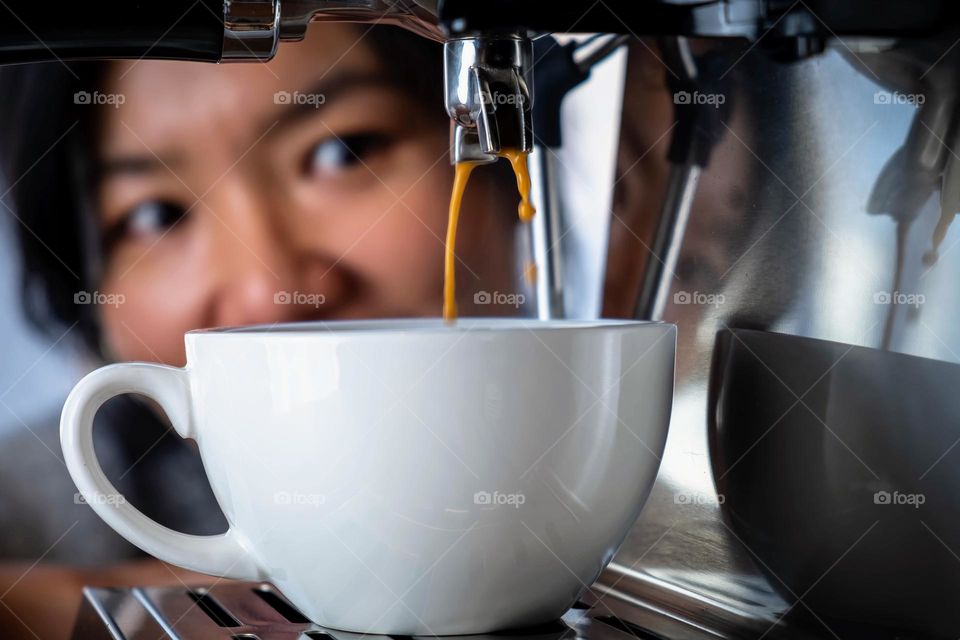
[360,211,443,293]
[386,178,449,261]
[98,255,207,366]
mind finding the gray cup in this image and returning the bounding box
[709,328,960,638]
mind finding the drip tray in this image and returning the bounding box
[70,582,704,640]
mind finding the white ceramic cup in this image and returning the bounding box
[61,318,675,634]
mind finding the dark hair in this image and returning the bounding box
[0,25,446,356]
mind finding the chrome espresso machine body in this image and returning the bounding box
[4,1,960,638]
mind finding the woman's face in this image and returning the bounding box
[95,25,515,365]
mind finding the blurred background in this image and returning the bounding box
[0,213,81,438]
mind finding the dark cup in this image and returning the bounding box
[709,329,960,638]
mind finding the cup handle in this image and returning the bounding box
[61,362,263,580]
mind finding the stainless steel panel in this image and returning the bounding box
[74,580,809,639]
[604,35,960,636]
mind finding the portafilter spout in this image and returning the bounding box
[445,34,535,164]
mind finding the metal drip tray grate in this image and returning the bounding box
[70,582,703,640]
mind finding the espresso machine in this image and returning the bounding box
[4,1,960,638]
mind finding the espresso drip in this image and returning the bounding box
[443,149,537,322]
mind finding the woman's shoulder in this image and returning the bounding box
[0,395,227,565]
[0,410,143,564]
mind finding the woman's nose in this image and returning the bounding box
[205,182,335,328]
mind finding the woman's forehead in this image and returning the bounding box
[98,24,382,155]
[109,24,379,95]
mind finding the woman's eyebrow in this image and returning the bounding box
[264,70,405,134]
[98,154,184,180]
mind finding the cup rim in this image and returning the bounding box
[187,317,674,339]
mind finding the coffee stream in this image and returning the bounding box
[443,149,536,322]
[443,160,480,321]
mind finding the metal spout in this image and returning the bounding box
[445,34,534,162]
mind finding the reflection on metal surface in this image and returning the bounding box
[445,35,535,159]
[635,165,700,321]
[72,581,806,639]
[605,33,960,638]
[636,37,725,322]
[277,0,442,43]
[529,148,566,320]
[222,0,280,60]
[710,329,960,636]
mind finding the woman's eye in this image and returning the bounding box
[103,200,187,249]
[305,133,390,177]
